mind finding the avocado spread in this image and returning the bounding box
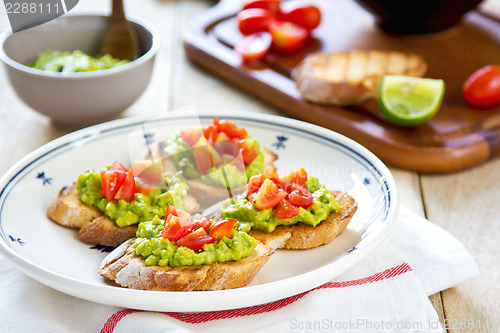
[29,50,129,73]
[133,216,258,267]
[164,133,265,188]
[220,177,340,233]
[76,169,188,228]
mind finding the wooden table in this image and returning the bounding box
[0,1,498,331]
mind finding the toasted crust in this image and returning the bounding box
[248,191,358,249]
[161,146,278,208]
[293,50,427,106]
[46,184,200,247]
[99,239,274,291]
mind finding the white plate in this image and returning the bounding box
[0,111,399,312]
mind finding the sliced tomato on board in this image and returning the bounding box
[274,198,300,219]
[237,8,274,35]
[235,32,272,62]
[209,219,237,239]
[242,0,281,13]
[251,178,288,210]
[268,20,308,53]
[463,64,500,108]
[288,183,314,209]
[177,228,215,251]
[278,3,321,31]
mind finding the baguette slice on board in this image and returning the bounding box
[293,50,428,106]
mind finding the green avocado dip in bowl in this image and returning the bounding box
[0,14,160,127]
[28,50,129,73]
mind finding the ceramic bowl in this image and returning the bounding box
[353,0,483,34]
[0,14,160,127]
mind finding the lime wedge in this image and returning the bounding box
[378,75,445,127]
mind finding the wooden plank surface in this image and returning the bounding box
[0,0,499,331]
[183,0,500,173]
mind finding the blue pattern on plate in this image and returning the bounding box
[36,171,53,186]
[272,135,288,149]
[8,235,25,246]
[90,245,114,253]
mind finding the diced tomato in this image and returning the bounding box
[177,228,215,251]
[203,125,218,143]
[181,127,204,147]
[281,167,308,192]
[238,138,258,164]
[235,32,272,62]
[162,215,194,241]
[278,3,321,32]
[214,140,240,157]
[110,161,128,172]
[99,169,127,201]
[193,137,213,174]
[177,210,192,226]
[192,214,212,231]
[114,171,136,202]
[274,198,300,219]
[131,160,163,186]
[165,204,178,218]
[251,178,288,210]
[269,20,308,53]
[288,183,313,209]
[209,219,237,239]
[237,8,274,35]
[247,172,283,195]
[242,0,280,13]
[213,118,248,140]
[135,184,153,195]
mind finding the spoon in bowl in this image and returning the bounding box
[100,0,140,61]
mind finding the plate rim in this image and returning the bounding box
[0,110,399,312]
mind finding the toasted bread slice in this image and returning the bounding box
[247,191,357,249]
[99,239,274,291]
[293,50,427,106]
[46,184,200,247]
[159,146,278,208]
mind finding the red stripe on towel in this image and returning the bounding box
[101,263,412,331]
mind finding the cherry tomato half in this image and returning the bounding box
[242,0,280,13]
[235,31,272,62]
[274,198,300,219]
[463,65,500,109]
[278,3,321,31]
[237,8,274,35]
[269,20,309,53]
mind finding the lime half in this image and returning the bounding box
[378,75,445,127]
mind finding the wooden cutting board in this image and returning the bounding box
[183,0,500,173]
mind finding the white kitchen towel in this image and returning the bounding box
[0,206,478,333]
